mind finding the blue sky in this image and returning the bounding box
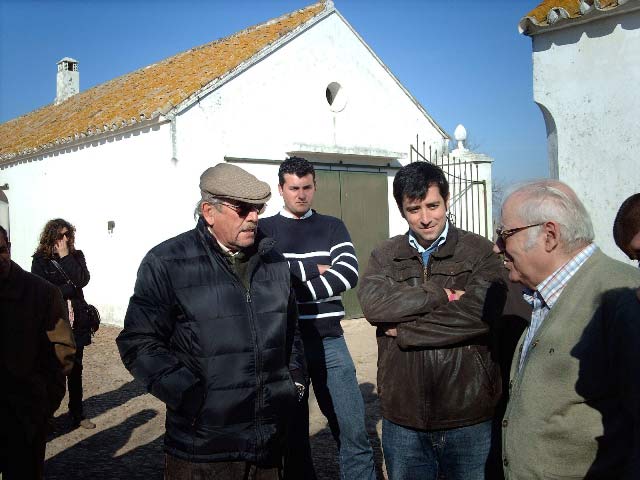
[0,0,547,184]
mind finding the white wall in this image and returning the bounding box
[174,11,447,235]
[532,10,640,262]
[0,123,191,323]
[0,11,450,325]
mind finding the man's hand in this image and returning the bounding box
[444,288,465,301]
[317,264,331,274]
[384,327,398,337]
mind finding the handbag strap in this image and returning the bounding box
[50,258,78,290]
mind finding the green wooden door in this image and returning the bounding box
[314,170,389,319]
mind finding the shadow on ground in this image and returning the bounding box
[45,409,163,479]
[48,380,146,441]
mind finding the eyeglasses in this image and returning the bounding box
[219,201,266,217]
[495,223,544,251]
[56,231,72,240]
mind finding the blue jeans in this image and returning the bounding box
[382,418,492,480]
[287,335,375,480]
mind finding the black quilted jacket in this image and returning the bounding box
[117,217,305,464]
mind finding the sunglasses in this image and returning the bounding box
[495,223,544,251]
[219,201,266,217]
[56,231,72,240]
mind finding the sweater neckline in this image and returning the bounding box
[279,208,314,220]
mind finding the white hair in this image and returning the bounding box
[501,180,594,252]
[193,193,223,220]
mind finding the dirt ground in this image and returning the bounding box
[44,319,386,480]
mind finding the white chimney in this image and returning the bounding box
[55,57,79,105]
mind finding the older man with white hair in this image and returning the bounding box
[494,180,640,479]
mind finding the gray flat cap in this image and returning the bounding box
[199,163,271,204]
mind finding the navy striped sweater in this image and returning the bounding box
[259,210,358,338]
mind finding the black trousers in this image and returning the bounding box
[0,411,47,480]
[68,345,84,418]
[283,388,317,479]
[164,454,282,480]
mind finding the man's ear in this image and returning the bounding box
[445,194,450,212]
[543,221,560,252]
[278,184,284,196]
[201,203,216,227]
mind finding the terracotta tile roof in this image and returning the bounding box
[0,1,327,164]
[519,0,639,35]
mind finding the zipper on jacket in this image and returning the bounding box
[197,228,266,459]
[420,254,433,424]
[245,288,264,460]
[422,257,432,281]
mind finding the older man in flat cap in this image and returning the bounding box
[117,163,305,480]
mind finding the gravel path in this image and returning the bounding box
[44,319,386,479]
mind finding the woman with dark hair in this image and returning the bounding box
[31,218,96,429]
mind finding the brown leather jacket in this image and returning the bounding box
[358,225,507,430]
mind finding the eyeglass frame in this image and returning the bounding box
[56,231,73,241]
[218,201,266,217]
[495,222,545,251]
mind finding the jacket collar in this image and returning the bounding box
[393,222,460,261]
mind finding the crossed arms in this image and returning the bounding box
[358,245,507,348]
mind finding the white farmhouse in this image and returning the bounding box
[519,0,640,262]
[0,1,454,323]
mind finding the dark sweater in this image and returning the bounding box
[259,210,359,338]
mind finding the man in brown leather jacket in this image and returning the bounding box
[358,162,507,480]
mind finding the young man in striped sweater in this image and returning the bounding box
[260,157,375,480]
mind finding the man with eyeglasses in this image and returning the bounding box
[358,162,508,480]
[117,163,305,480]
[494,180,640,479]
[0,225,76,479]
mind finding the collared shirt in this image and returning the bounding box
[408,221,449,265]
[216,240,240,257]
[208,226,240,258]
[279,208,313,220]
[518,243,597,371]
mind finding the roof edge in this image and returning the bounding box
[520,0,640,36]
[0,2,330,161]
[168,1,332,116]
[0,116,167,167]
[332,9,449,140]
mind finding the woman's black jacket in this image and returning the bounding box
[116,218,306,465]
[31,250,92,347]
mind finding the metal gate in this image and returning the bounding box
[410,139,490,239]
